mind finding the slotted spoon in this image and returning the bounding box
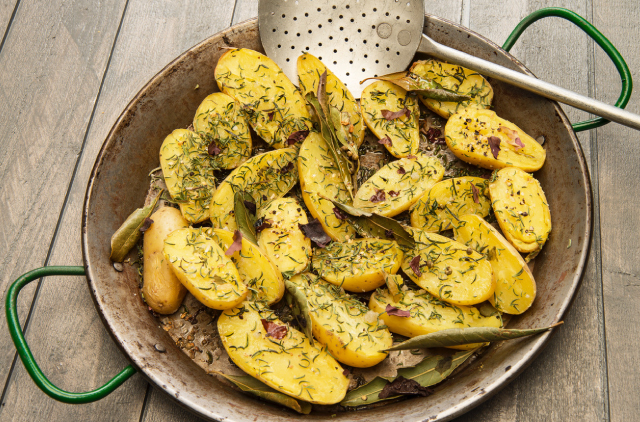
[259,0,640,130]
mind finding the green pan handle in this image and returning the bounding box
[6,266,136,404]
[503,7,632,132]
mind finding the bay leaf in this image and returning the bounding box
[213,372,312,414]
[341,349,473,407]
[361,72,471,102]
[385,322,563,351]
[110,190,162,262]
[234,190,258,245]
[284,279,314,345]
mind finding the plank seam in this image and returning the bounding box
[230,0,240,25]
[137,383,153,422]
[0,0,131,409]
[0,0,21,57]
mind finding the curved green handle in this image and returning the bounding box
[6,266,136,404]
[504,7,632,132]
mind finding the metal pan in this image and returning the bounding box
[8,14,593,421]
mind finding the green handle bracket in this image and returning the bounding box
[504,7,632,132]
[6,266,136,404]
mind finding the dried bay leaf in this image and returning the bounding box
[361,72,471,102]
[234,190,258,245]
[110,190,162,262]
[284,280,314,345]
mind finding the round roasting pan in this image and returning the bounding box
[81,15,591,422]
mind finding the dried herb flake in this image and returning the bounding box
[299,218,331,247]
[487,136,501,159]
[261,319,288,340]
[385,304,411,318]
[378,376,433,399]
[225,230,243,256]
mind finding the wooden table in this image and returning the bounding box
[0,0,638,420]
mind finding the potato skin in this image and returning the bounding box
[142,207,189,314]
[445,108,546,172]
[218,302,349,405]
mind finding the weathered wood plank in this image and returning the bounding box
[593,1,640,421]
[0,0,236,421]
[427,0,463,23]
[0,0,128,398]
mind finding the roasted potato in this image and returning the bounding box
[312,239,403,292]
[212,229,284,305]
[289,273,392,367]
[488,167,551,253]
[445,108,546,172]
[209,148,298,231]
[454,214,536,314]
[370,287,502,350]
[215,48,312,149]
[410,59,493,118]
[193,92,251,169]
[142,207,189,314]
[218,302,349,404]
[400,228,495,306]
[298,132,356,242]
[360,80,420,158]
[257,198,311,276]
[163,227,247,310]
[410,177,491,232]
[353,153,444,217]
[160,129,216,223]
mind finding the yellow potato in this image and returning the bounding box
[192,92,251,169]
[353,153,444,217]
[445,108,546,172]
[454,214,536,314]
[159,129,216,223]
[312,239,403,292]
[257,198,311,276]
[400,228,495,306]
[410,59,493,118]
[142,207,189,314]
[209,149,298,231]
[297,53,365,147]
[215,48,312,149]
[163,228,247,310]
[488,167,551,253]
[298,132,356,242]
[369,288,502,350]
[360,80,420,158]
[289,273,392,368]
[218,302,349,405]
[410,177,491,232]
[212,229,284,305]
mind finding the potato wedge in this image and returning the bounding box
[298,132,356,241]
[218,302,349,404]
[257,198,311,276]
[312,239,403,292]
[289,273,392,367]
[193,92,251,169]
[215,48,312,149]
[410,177,491,232]
[370,288,502,350]
[454,214,536,314]
[209,149,298,231]
[488,167,551,253]
[142,207,189,314]
[163,227,247,310]
[445,108,546,172]
[353,153,444,217]
[160,129,216,223]
[360,80,420,158]
[400,228,495,306]
[212,229,284,305]
[410,59,493,118]
[297,53,365,147]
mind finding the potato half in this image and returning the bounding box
[218,302,349,404]
[488,167,551,253]
[445,108,546,172]
[410,177,491,232]
[454,214,536,314]
[215,48,312,149]
[289,273,392,367]
[353,153,444,217]
[193,92,251,169]
[360,80,420,158]
[163,227,247,310]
